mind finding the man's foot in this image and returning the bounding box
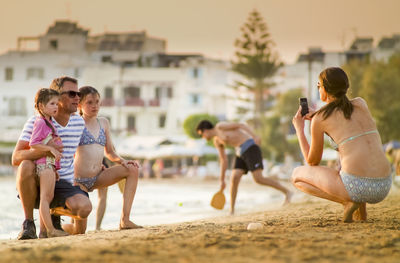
[39,230,48,239]
[119,220,143,230]
[283,190,293,206]
[51,215,63,230]
[47,229,69,238]
[17,219,37,240]
[343,202,361,223]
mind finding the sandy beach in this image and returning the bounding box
[1,186,399,263]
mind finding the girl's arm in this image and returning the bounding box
[102,118,139,168]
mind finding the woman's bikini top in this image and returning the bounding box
[79,119,107,147]
[328,130,378,151]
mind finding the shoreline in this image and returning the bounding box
[1,187,399,263]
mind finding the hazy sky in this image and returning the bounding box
[1,0,399,63]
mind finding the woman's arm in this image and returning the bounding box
[293,107,324,166]
[307,117,324,165]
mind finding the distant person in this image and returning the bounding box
[12,76,91,239]
[196,120,292,215]
[142,159,152,179]
[74,86,141,230]
[29,88,68,237]
[291,67,391,222]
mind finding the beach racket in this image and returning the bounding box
[210,190,225,210]
[118,179,126,193]
[50,207,81,220]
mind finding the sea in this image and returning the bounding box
[0,175,291,240]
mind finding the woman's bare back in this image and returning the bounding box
[320,98,390,178]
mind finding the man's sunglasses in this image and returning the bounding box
[61,91,81,98]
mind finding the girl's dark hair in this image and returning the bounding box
[34,88,60,134]
[312,67,354,120]
[78,86,100,115]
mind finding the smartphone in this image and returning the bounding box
[299,97,309,117]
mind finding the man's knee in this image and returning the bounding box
[68,196,92,218]
[17,160,36,181]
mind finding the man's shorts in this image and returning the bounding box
[233,144,264,174]
[17,179,88,209]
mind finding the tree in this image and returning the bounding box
[231,9,282,128]
[342,58,369,98]
[342,52,400,142]
[258,89,303,162]
[183,113,219,139]
[360,54,400,142]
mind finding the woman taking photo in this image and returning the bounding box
[292,67,392,222]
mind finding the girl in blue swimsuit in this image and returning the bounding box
[292,67,391,223]
[74,86,142,230]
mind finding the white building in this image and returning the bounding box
[81,56,235,136]
[0,20,238,142]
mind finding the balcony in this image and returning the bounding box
[125,97,145,106]
[101,98,115,107]
[100,98,168,107]
[148,99,160,107]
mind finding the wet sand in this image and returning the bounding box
[1,187,399,263]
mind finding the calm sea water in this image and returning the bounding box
[0,175,291,240]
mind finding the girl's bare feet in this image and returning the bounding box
[119,220,143,230]
[47,229,69,238]
[343,202,361,223]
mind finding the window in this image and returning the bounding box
[191,94,199,105]
[50,40,58,50]
[101,56,112,63]
[74,68,80,78]
[167,87,173,98]
[5,67,13,81]
[159,114,166,128]
[155,87,173,99]
[8,97,27,116]
[105,87,113,99]
[155,87,161,99]
[193,68,198,78]
[127,115,136,131]
[124,86,140,98]
[26,67,44,80]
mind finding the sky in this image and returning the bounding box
[0,0,399,64]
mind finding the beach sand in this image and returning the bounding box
[1,187,399,263]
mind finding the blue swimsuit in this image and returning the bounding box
[78,120,106,147]
[329,130,392,203]
[75,119,107,192]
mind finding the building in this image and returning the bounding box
[0,20,238,142]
